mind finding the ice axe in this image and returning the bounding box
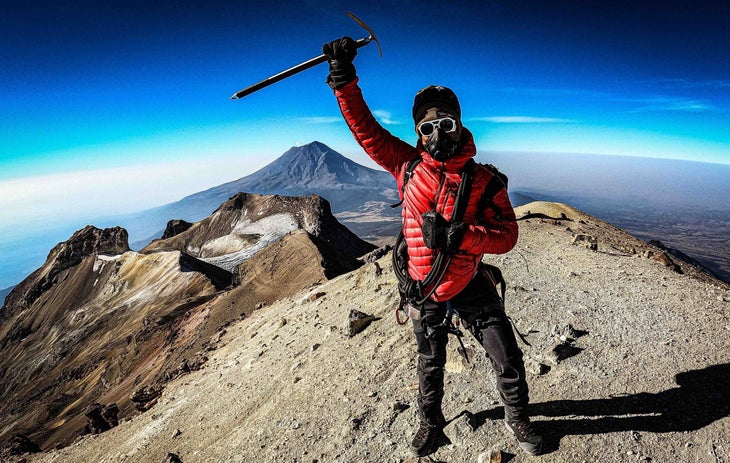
[230,12,381,100]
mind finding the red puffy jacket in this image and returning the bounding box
[334,80,518,301]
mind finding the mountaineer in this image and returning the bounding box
[323,37,543,457]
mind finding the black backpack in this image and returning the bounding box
[392,157,508,318]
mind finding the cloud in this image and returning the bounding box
[471,116,577,123]
[300,111,399,125]
[628,97,721,113]
[298,116,341,124]
[505,85,724,113]
[372,110,399,125]
[653,78,730,89]
[0,158,261,233]
[299,111,400,126]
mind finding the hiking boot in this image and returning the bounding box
[411,421,445,457]
[504,418,543,455]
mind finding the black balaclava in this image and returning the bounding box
[412,86,462,162]
[423,121,460,162]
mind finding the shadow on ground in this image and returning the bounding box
[470,363,730,454]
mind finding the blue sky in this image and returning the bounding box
[1,0,729,260]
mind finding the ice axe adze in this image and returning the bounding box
[230,12,381,100]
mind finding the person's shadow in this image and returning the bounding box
[469,362,730,454]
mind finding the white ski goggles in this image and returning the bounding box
[417,116,458,137]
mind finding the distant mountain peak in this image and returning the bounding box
[253,141,371,187]
[282,140,333,158]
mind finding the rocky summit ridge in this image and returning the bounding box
[1,226,130,317]
[0,192,374,456]
[3,201,728,463]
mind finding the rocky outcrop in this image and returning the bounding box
[162,219,193,240]
[648,249,683,274]
[647,239,716,276]
[179,252,233,290]
[0,434,40,459]
[143,192,376,273]
[130,386,162,412]
[84,403,119,434]
[2,226,129,314]
[0,227,216,449]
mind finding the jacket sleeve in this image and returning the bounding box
[458,186,518,255]
[334,79,417,180]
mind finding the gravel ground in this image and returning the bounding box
[26,202,729,463]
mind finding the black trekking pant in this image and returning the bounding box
[412,270,529,426]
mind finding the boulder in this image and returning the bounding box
[84,403,115,434]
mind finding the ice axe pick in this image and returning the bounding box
[230,12,381,100]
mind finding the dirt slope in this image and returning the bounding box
[24,202,730,463]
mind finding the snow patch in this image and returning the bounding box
[231,213,299,236]
[93,254,120,272]
[200,234,252,257]
[200,213,300,272]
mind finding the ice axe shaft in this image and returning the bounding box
[230,12,381,100]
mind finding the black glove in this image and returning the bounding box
[323,36,357,89]
[421,212,467,253]
[445,221,467,253]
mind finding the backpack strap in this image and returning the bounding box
[390,157,423,208]
[477,163,507,222]
[391,158,478,307]
[451,159,475,223]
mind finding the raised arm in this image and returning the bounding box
[324,37,416,179]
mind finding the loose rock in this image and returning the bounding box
[130,386,162,412]
[478,449,503,463]
[547,342,584,364]
[571,234,598,251]
[392,401,410,413]
[525,357,550,376]
[346,310,376,337]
